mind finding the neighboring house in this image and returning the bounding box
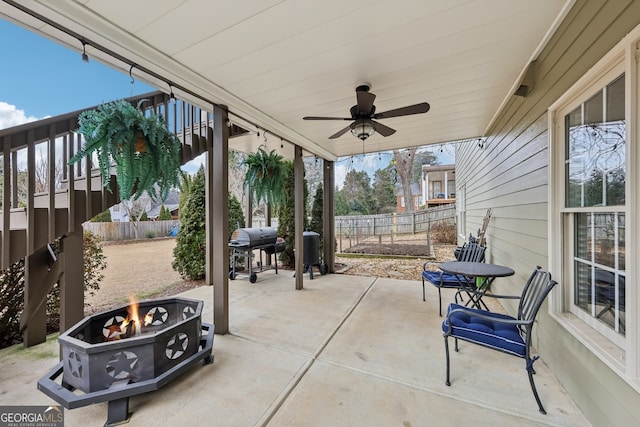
[421,164,455,208]
[395,182,422,213]
[456,3,640,425]
[109,189,180,221]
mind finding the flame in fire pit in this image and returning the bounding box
[104,295,153,341]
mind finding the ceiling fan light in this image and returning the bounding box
[351,120,376,141]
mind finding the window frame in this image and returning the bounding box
[549,33,640,387]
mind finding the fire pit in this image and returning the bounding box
[38,297,214,426]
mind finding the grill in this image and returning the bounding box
[38,297,214,426]
[230,227,277,247]
[229,227,284,283]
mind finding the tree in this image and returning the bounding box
[228,194,245,240]
[228,150,248,213]
[411,149,438,183]
[334,187,349,216]
[393,148,417,212]
[158,204,172,220]
[172,167,246,279]
[309,185,324,259]
[91,209,112,222]
[120,193,152,239]
[341,170,375,215]
[277,161,308,268]
[373,168,397,213]
[178,170,193,214]
[172,166,206,280]
[304,156,323,213]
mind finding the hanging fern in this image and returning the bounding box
[69,99,181,201]
[242,147,287,208]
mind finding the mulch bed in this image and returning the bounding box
[342,243,430,257]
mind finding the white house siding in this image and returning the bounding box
[455,1,640,425]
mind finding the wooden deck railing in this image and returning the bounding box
[0,90,222,346]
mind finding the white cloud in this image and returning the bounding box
[0,102,40,130]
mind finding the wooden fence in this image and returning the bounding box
[335,205,456,251]
[85,205,455,244]
[84,220,180,241]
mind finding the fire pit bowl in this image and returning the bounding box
[38,296,214,426]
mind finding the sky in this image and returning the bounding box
[0,18,154,128]
[0,17,455,182]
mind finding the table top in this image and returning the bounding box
[439,261,515,278]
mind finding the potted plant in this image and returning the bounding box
[69,99,181,201]
[242,147,287,207]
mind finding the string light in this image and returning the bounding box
[80,39,89,62]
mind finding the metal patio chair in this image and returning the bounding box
[422,242,486,316]
[441,266,557,414]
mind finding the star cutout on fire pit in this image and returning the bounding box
[183,306,195,320]
[67,351,82,378]
[165,333,189,360]
[102,315,125,340]
[106,351,139,380]
[147,306,168,326]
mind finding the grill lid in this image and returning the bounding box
[230,227,278,247]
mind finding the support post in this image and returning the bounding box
[22,248,52,347]
[294,145,304,290]
[323,160,335,273]
[59,227,84,332]
[207,105,229,333]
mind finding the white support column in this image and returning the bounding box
[444,171,448,199]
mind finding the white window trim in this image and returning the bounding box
[457,183,466,240]
[548,26,640,389]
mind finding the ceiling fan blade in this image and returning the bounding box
[372,120,396,137]
[356,90,376,115]
[373,102,430,119]
[303,116,352,121]
[328,124,352,139]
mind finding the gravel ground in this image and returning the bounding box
[85,237,457,315]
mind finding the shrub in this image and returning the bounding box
[158,204,172,220]
[277,161,308,268]
[91,209,112,222]
[0,230,106,349]
[172,167,247,279]
[172,166,206,280]
[309,185,324,259]
[228,194,245,240]
[430,221,457,244]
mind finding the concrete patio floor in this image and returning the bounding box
[0,271,590,426]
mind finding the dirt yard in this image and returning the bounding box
[84,238,203,315]
[86,237,458,315]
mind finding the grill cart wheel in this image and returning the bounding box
[249,273,257,283]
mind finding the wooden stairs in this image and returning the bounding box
[0,91,226,346]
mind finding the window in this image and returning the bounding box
[549,30,640,382]
[564,75,626,345]
[432,181,442,198]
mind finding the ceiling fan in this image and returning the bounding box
[303,84,430,141]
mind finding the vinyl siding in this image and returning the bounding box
[455,0,640,425]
